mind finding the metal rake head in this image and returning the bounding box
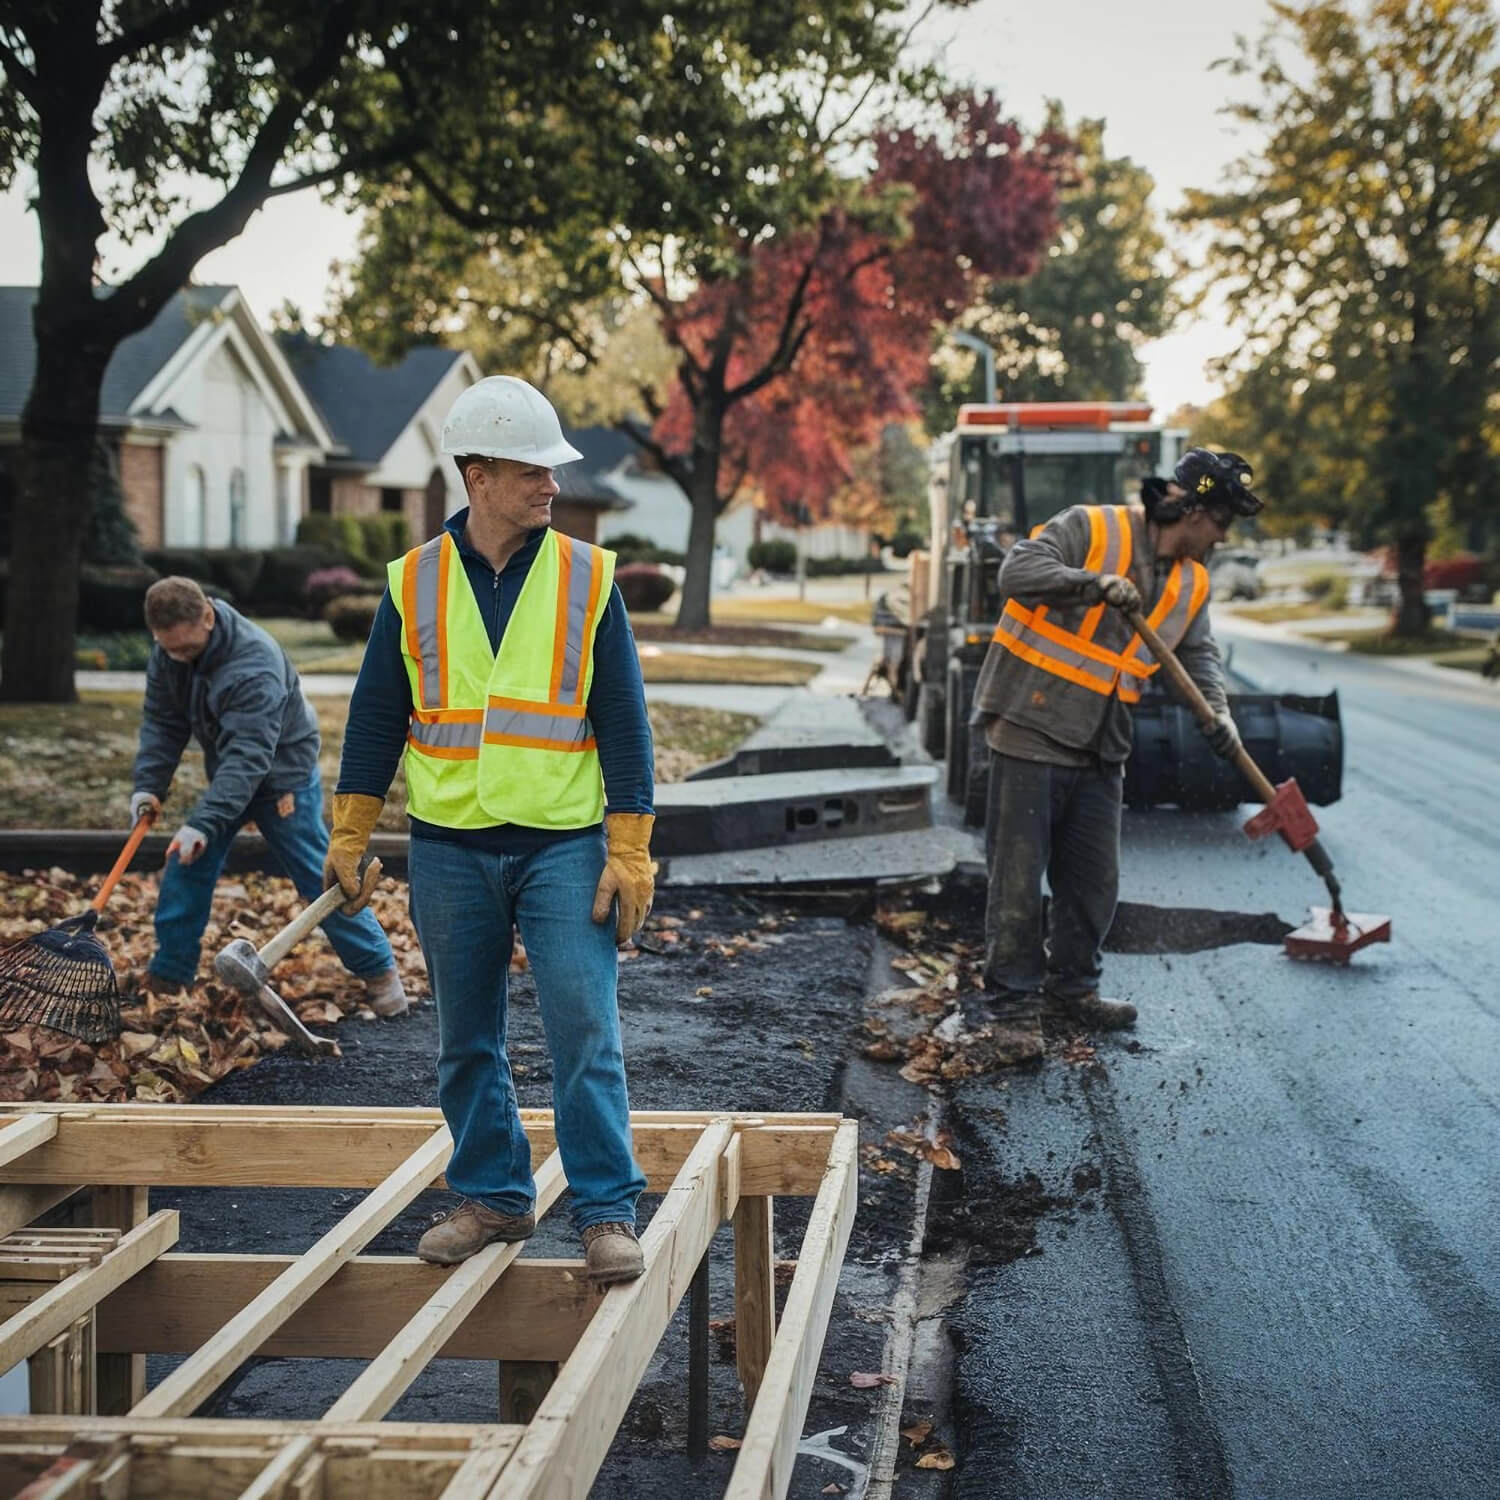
[0,910,123,1044]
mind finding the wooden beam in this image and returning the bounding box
[131,1129,454,1418]
[92,1256,599,1362]
[0,1109,838,1196]
[733,1195,776,1416]
[491,1118,735,1500]
[0,1115,55,1169]
[0,1212,178,1373]
[90,1185,149,1414]
[0,1185,78,1240]
[724,1120,858,1500]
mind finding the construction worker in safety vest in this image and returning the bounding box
[325,376,655,1285]
[971,449,1264,1054]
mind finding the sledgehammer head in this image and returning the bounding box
[213,938,268,995]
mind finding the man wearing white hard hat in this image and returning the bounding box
[326,376,655,1285]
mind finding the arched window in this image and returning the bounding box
[184,465,207,546]
[229,468,247,547]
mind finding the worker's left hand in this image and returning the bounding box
[166,824,208,865]
[592,812,656,945]
[1199,711,1241,759]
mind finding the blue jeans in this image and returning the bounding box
[150,769,394,986]
[983,751,1122,1001]
[407,832,646,1231]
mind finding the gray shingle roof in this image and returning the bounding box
[0,284,234,420]
[276,333,462,465]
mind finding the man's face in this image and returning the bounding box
[153,604,216,663]
[467,457,560,530]
[1179,503,1233,562]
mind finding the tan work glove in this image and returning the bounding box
[591,812,656,945]
[1091,572,1142,612]
[323,793,384,915]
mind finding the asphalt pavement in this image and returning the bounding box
[941,619,1500,1499]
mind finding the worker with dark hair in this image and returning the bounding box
[972,449,1264,1056]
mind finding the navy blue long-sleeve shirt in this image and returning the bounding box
[337,513,654,854]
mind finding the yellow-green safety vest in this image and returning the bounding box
[388,528,616,829]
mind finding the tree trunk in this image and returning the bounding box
[674,396,726,633]
[0,322,112,703]
[1391,528,1430,637]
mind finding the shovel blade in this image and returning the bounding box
[1284,907,1392,964]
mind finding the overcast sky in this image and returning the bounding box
[0,0,1279,415]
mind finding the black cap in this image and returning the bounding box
[1174,449,1263,517]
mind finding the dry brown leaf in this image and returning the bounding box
[926,1146,961,1171]
[849,1371,897,1389]
[901,1419,934,1446]
[707,1435,741,1452]
[862,1039,903,1062]
[916,1446,955,1470]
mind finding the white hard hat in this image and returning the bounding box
[440,376,582,467]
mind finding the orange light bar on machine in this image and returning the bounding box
[956,402,1153,430]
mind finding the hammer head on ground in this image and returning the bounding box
[213,938,269,995]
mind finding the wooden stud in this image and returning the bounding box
[90,1185,150,1413]
[732,1195,776,1416]
[723,1121,859,1500]
[0,1116,56,1170]
[0,1186,80,1241]
[132,1128,453,1419]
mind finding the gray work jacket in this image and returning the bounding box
[133,601,320,840]
[973,504,1228,765]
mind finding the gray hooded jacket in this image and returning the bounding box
[133,600,320,840]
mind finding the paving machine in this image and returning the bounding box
[890,401,1344,825]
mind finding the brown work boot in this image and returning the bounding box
[1050,990,1137,1031]
[979,991,1045,1067]
[362,966,409,1018]
[417,1200,534,1265]
[582,1222,644,1285]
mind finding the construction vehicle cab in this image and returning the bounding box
[894,401,1343,825]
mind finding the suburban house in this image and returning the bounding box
[0,285,630,555]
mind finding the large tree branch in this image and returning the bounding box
[618,416,692,493]
[723,233,824,404]
[261,129,424,200]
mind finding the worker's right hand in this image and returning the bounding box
[1093,573,1142,613]
[129,791,161,827]
[324,793,385,915]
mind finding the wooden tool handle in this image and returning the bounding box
[1125,607,1278,804]
[256,855,381,970]
[90,813,156,913]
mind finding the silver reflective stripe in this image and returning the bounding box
[996,614,1120,689]
[485,703,593,747]
[556,539,600,703]
[1097,507,1127,575]
[409,717,482,751]
[413,536,445,710]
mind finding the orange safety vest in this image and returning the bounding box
[991,505,1210,704]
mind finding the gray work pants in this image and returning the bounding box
[983,751,1122,1001]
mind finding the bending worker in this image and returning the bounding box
[973,449,1264,1049]
[131,576,405,1013]
[326,376,655,1286]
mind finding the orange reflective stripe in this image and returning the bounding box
[550,532,573,703]
[1006,600,1132,669]
[995,628,1121,696]
[482,731,599,753]
[487,694,587,718]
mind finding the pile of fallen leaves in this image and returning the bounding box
[864,902,1097,1087]
[0,866,434,1105]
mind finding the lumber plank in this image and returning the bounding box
[91,1185,149,1413]
[0,1185,78,1240]
[0,1115,56,1169]
[724,1120,858,1500]
[131,1128,453,1418]
[94,1256,598,1361]
[0,1212,178,1373]
[490,1118,735,1500]
[733,1194,776,1416]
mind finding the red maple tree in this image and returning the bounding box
[636,91,1070,626]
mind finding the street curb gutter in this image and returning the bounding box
[859,1094,945,1500]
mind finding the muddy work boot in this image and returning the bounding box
[417,1200,535,1265]
[362,966,409,1018]
[582,1222,644,1285]
[980,991,1045,1067]
[1050,990,1137,1031]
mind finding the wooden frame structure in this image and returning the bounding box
[0,1105,857,1499]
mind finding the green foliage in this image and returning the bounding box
[748,540,798,574]
[1303,573,1349,610]
[606,534,686,567]
[322,595,380,643]
[82,442,140,565]
[294,514,404,576]
[77,564,158,632]
[1179,0,1500,632]
[256,546,359,616]
[805,556,887,577]
[141,548,214,584]
[614,564,677,613]
[928,108,1171,430]
[74,632,154,671]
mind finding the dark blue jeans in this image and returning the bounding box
[149,769,394,986]
[407,832,647,1231]
[983,751,1122,1001]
